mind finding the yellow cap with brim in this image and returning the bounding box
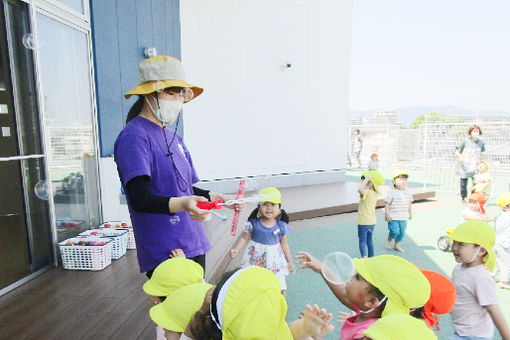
[353,255,430,317]
[447,220,496,271]
[221,267,292,340]
[143,258,204,297]
[363,314,438,340]
[125,56,203,101]
[149,282,213,332]
[362,170,385,194]
[392,169,408,180]
[259,187,282,204]
[497,192,510,207]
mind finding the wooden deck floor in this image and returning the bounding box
[0,182,434,339]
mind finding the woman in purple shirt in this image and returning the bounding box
[115,56,239,277]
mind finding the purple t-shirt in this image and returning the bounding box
[248,218,291,245]
[114,116,211,272]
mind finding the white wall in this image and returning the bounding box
[180,0,352,183]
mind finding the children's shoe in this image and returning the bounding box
[499,282,510,290]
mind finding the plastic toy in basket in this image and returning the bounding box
[80,228,128,260]
[59,236,113,271]
[100,221,136,250]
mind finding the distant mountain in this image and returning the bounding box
[350,106,509,127]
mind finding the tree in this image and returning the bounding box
[410,112,445,129]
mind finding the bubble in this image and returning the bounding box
[245,178,258,191]
[34,180,51,200]
[321,252,354,285]
[22,33,36,50]
[154,81,165,93]
[169,215,180,225]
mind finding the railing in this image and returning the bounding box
[349,115,510,194]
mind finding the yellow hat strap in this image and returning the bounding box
[358,295,387,314]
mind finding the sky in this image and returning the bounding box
[349,0,510,112]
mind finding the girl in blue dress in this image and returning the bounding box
[229,187,295,295]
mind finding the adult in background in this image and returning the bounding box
[455,125,485,203]
[115,56,241,278]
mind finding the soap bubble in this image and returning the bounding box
[245,178,258,191]
[169,215,180,225]
[321,252,354,285]
[34,180,50,200]
[154,81,165,93]
[22,33,36,49]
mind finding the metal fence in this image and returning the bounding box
[349,115,510,195]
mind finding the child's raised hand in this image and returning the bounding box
[338,310,356,324]
[303,304,334,338]
[169,248,185,258]
[295,251,322,273]
[229,248,238,259]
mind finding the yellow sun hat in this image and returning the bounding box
[142,258,204,297]
[447,220,496,271]
[497,192,510,207]
[353,255,431,317]
[362,171,385,194]
[363,314,438,340]
[218,267,292,340]
[149,282,213,332]
[124,56,203,101]
[259,187,282,204]
[392,169,409,180]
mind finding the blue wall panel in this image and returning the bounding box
[90,0,181,156]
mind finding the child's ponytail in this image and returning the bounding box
[279,209,289,223]
[247,206,290,223]
[247,207,259,221]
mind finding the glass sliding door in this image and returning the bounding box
[36,11,101,242]
[0,0,53,292]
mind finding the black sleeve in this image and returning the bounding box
[193,186,211,201]
[125,176,172,214]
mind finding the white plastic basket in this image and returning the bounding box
[59,237,113,271]
[80,228,128,259]
[100,221,136,250]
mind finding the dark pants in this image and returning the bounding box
[145,253,206,279]
[460,176,474,199]
[358,225,375,257]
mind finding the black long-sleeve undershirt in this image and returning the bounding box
[125,175,210,214]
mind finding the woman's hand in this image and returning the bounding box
[217,193,245,212]
[295,251,322,273]
[169,196,210,222]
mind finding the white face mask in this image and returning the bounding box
[471,131,480,139]
[146,96,183,124]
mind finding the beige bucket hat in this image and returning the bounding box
[124,56,203,101]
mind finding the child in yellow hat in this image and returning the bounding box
[357,171,384,258]
[448,220,510,339]
[179,266,335,340]
[385,170,413,252]
[142,254,204,340]
[230,187,295,295]
[494,192,510,290]
[295,252,430,340]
